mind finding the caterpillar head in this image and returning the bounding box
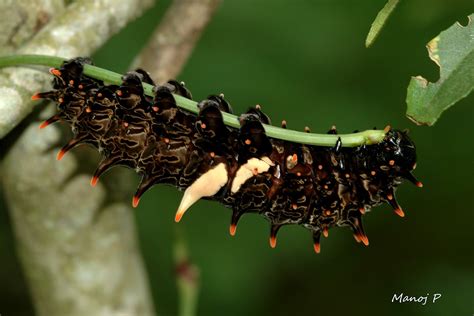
[382,130,417,172]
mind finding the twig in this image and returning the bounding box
[0,54,387,147]
[132,0,221,83]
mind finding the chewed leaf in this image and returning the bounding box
[365,0,400,48]
[406,14,474,126]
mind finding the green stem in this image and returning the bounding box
[174,227,199,316]
[0,54,386,147]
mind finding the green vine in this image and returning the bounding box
[0,54,387,147]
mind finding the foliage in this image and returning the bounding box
[365,0,400,48]
[406,14,474,126]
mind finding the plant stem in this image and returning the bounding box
[0,54,386,147]
[174,227,199,316]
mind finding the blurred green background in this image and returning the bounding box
[1,0,473,315]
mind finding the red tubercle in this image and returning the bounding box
[39,115,61,129]
[132,196,140,208]
[56,149,66,161]
[358,234,369,246]
[229,224,237,236]
[269,235,277,248]
[39,121,50,129]
[31,93,42,100]
[353,234,361,243]
[175,212,183,223]
[90,176,99,187]
[394,208,405,218]
[49,68,62,77]
[313,242,321,254]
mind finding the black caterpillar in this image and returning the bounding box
[32,58,422,253]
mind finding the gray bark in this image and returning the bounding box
[3,124,154,316]
[1,0,219,314]
[0,0,154,139]
[132,0,221,84]
[1,1,156,315]
[0,0,65,55]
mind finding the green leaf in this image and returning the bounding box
[365,0,400,48]
[406,14,474,126]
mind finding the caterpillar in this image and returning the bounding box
[31,57,422,253]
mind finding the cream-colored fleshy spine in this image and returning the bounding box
[231,157,274,194]
[175,162,228,222]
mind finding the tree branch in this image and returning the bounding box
[3,124,155,315]
[1,1,156,315]
[0,0,154,139]
[0,0,65,55]
[132,0,221,83]
[3,125,155,315]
